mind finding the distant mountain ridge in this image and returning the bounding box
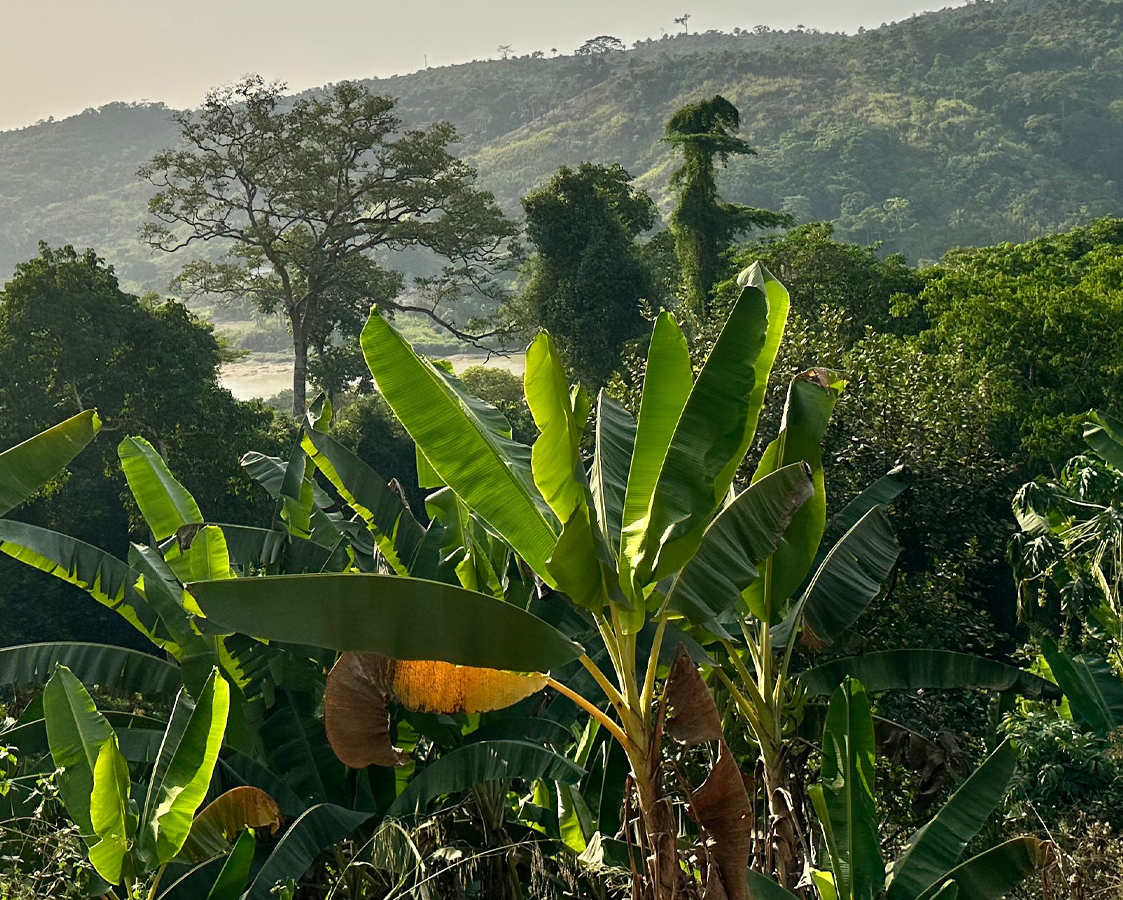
[1,0,1121,291]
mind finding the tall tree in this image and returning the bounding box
[140,76,518,415]
[664,95,791,318]
[0,244,281,646]
[518,163,657,388]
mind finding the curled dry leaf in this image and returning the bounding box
[692,741,753,900]
[325,651,548,768]
[180,785,282,862]
[664,644,722,744]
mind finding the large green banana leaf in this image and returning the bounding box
[915,838,1044,900]
[247,803,374,900]
[0,409,101,516]
[821,468,906,557]
[525,333,607,608]
[631,270,778,581]
[1084,410,1123,470]
[667,463,814,626]
[140,669,230,865]
[0,642,180,696]
[810,678,882,900]
[301,427,438,578]
[1040,638,1123,735]
[777,506,900,649]
[88,734,135,884]
[620,313,693,565]
[799,650,1061,701]
[362,313,559,581]
[0,520,165,647]
[887,741,1017,900]
[386,739,584,818]
[744,369,846,622]
[43,665,115,841]
[189,573,583,672]
[590,391,636,551]
[118,436,204,542]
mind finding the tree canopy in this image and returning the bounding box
[139,76,519,414]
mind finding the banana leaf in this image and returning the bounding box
[0,642,180,696]
[247,803,374,900]
[799,650,1061,701]
[667,462,814,626]
[1040,637,1123,736]
[631,270,776,581]
[887,741,1017,900]
[361,313,559,582]
[0,409,101,516]
[118,436,203,542]
[189,573,583,672]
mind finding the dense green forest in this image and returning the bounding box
[3,2,1123,899]
[3,0,1123,292]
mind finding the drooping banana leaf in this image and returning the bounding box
[774,506,900,650]
[0,409,101,516]
[247,803,374,900]
[386,739,584,818]
[1084,410,1123,470]
[1040,637,1123,736]
[667,462,814,626]
[744,369,846,622]
[0,520,165,648]
[810,677,882,900]
[189,573,583,672]
[301,427,438,579]
[362,313,559,582]
[915,837,1045,900]
[799,650,1061,702]
[887,741,1017,900]
[820,468,906,563]
[631,268,780,582]
[0,642,180,696]
[118,436,204,542]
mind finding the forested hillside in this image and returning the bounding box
[2,0,1122,290]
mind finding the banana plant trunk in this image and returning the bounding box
[631,746,684,900]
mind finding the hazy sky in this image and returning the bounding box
[2,0,963,131]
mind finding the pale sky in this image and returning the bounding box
[1,0,964,132]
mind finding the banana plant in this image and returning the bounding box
[189,263,820,900]
[712,451,1060,886]
[41,663,280,899]
[749,677,1047,900]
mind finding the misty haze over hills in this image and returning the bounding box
[1,0,1120,292]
